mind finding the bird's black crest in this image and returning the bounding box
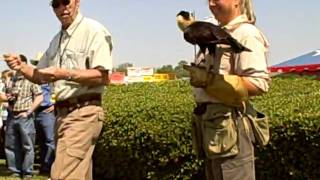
[177,11,191,20]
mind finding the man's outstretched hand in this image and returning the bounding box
[3,54,22,71]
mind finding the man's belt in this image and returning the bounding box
[36,105,53,112]
[55,93,102,112]
[11,110,27,116]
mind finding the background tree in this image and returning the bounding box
[174,60,189,78]
[156,65,174,74]
[114,62,133,75]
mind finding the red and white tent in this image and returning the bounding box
[269,49,320,73]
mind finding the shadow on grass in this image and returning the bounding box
[0,159,48,180]
[0,159,12,177]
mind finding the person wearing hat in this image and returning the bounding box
[3,0,113,179]
[30,52,56,176]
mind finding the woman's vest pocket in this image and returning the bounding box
[202,104,239,159]
[246,110,270,147]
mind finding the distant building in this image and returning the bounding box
[109,67,179,84]
[127,67,154,77]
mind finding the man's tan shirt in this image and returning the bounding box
[37,13,113,101]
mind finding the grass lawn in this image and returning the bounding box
[0,159,49,180]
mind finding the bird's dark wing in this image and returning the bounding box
[183,21,251,53]
[225,37,251,53]
[207,23,231,40]
[207,38,251,53]
[206,23,252,53]
[184,22,218,45]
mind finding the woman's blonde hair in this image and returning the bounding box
[240,0,256,24]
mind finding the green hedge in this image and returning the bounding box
[93,77,320,179]
[253,77,320,179]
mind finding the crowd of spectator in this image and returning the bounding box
[0,54,55,180]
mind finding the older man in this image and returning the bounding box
[3,0,113,179]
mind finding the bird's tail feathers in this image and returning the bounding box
[226,37,251,53]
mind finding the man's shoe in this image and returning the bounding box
[8,173,21,179]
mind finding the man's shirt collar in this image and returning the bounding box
[63,13,83,36]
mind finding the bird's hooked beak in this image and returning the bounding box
[176,11,195,32]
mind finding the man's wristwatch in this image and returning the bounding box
[67,75,73,81]
[66,70,73,81]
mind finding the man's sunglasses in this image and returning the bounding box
[51,0,70,9]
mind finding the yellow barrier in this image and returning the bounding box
[168,73,177,80]
[143,76,155,82]
[154,73,169,82]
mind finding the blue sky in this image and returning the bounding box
[0,0,319,71]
